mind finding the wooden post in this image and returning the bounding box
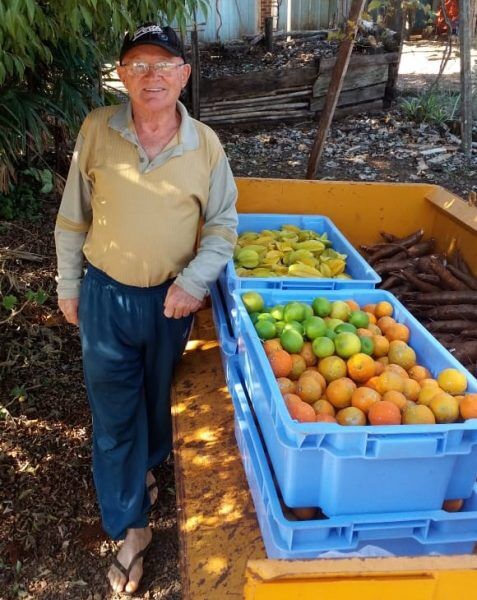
[384,0,406,107]
[265,16,273,52]
[306,0,367,179]
[191,25,200,120]
[460,0,472,159]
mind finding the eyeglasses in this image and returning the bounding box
[121,62,185,76]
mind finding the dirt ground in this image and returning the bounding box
[1,40,476,600]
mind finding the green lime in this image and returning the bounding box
[303,316,327,340]
[312,336,335,358]
[360,336,375,356]
[275,320,286,335]
[249,312,260,324]
[256,312,276,323]
[330,300,351,321]
[242,291,264,314]
[283,321,304,336]
[325,318,344,331]
[270,304,284,321]
[325,328,337,341]
[283,302,306,323]
[312,297,332,317]
[280,328,304,353]
[334,332,362,359]
[349,310,370,329]
[301,303,314,320]
[254,320,276,340]
[335,323,357,335]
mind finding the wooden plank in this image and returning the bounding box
[460,0,473,158]
[306,0,367,179]
[172,309,265,600]
[313,65,388,96]
[311,83,386,111]
[201,88,311,109]
[319,51,399,72]
[200,65,318,100]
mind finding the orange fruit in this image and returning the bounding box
[301,369,327,390]
[368,324,383,336]
[351,386,381,414]
[437,368,467,395]
[269,350,292,378]
[263,338,283,356]
[276,377,296,396]
[375,301,394,319]
[408,365,431,382]
[363,375,380,391]
[357,328,373,338]
[372,335,390,358]
[315,413,338,423]
[374,360,385,375]
[417,385,441,406]
[325,377,357,409]
[284,394,316,422]
[288,354,307,380]
[362,303,376,314]
[442,499,464,512]
[367,313,377,325]
[385,363,409,379]
[347,353,376,383]
[377,316,395,333]
[402,403,436,424]
[429,392,460,423]
[312,398,336,416]
[375,371,405,394]
[460,394,477,420]
[345,299,360,312]
[402,378,421,402]
[336,406,366,426]
[318,356,348,383]
[385,323,410,343]
[387,340,416,370]
[420,378,439,389]
[300,341,318,367]
[382,390,408,411]
[296,374,323,404]
[368,400,401,425]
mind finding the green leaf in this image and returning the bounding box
[2,295,18,311]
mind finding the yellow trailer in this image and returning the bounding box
[172,178,477,600]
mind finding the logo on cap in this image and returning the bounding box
[132,25,169,42]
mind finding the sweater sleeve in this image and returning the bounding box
[174,153,238,300]
[54,131,92,299]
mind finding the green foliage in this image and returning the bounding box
[0,167,53,220]
[400,90,461,126]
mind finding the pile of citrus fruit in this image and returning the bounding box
[241,291,477,426]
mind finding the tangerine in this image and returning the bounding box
[429,392,460,423]
[347,353,376,383]
[269,350,293,378]
[375,301,394,319]
[382,390,408,411]
[300,341,318,367]
[437,368,467,395]
[312,398,336,416]
[408,365,431,382]
[345,299,360,312]
[368,400,402,425]
[318,355,348,383]
[284,394,316,422]
[385,323,410,343]
[417,385,441,406]
[296,374,323,404]
[372,335,390,358]
[315,413,338,423]
[385,363,409,379]
[276,377,296,395]
[375,371,405,394]
[302,369,327,390]
[420,378,439,388]
[351,386,381,414]
[402,378,421,402]
[263,338,282,356]
[442,499,464,512]
[402,404,436,424]
[362,303,376,314]
[377,315,395,333]
[325,377,357,409]
[289,354,307,380]
[374,360,386,375]
[387,340,416,370]
[459,394,477,420]
[336,406,366,426]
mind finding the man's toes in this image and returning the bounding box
[124,561,144,594]
[108,566,126,593]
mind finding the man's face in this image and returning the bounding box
[117,45,191,113]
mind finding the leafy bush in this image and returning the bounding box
[0,167,53,220]
[400,90,461,126]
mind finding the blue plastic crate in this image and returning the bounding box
[210,282,237,378]
[230,356,477,559]
[223,213,380,292]
[231,287,477,514]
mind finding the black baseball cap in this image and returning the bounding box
[119,24,184,64]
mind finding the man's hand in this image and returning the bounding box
[58,298,79,326]
[164,283,202,319]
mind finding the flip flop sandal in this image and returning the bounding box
[111,540,152,596]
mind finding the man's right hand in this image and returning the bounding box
[58,298,79,326]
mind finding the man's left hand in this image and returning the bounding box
[164,283,203,319]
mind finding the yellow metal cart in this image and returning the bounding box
[172,179,477,599]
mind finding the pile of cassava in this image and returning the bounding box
[360,229,477,377]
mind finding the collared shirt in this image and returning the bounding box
[55,101,238,300]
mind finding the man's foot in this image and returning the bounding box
[146,470,158,505]
[108,526,152,594]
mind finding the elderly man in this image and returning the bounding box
[55,24,237,594]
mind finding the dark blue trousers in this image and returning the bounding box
[78,265,192,540]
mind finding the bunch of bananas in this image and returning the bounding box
[233,224,350,279]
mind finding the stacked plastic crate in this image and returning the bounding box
[211,214,477,559]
